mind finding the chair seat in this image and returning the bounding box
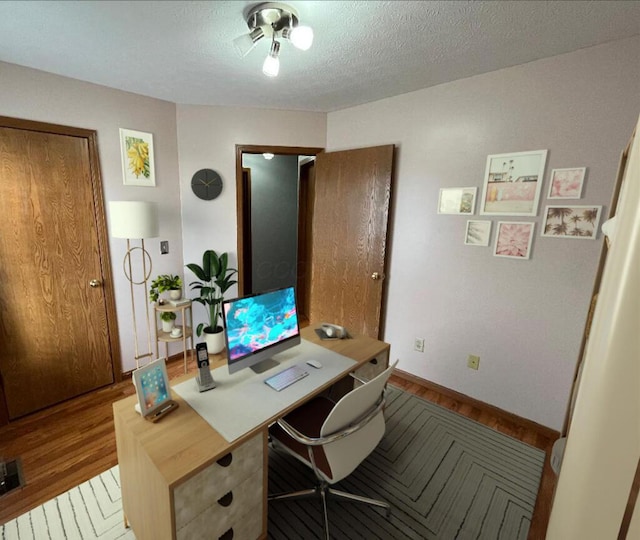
[269,396,334,480]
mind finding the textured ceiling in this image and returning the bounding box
[0,1,639,112]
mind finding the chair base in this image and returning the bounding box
[269,482,391,540]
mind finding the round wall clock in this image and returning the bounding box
[191,169,223,200]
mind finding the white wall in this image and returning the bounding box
[175,105,326,336]
[326,37,640,430]
[0,61,183,373]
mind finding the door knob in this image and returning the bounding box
[371,272,384,281]
[89,279,102,288]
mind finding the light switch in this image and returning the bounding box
[160,241,169,254]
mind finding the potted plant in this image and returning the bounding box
[149,274,183,303]
[186,250,237,354]
[160,311,177,332]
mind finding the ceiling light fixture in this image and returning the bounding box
[233,2,314,77]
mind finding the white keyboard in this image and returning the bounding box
[265,365,309,391]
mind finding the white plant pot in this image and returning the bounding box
[169,288,182,300]
[161,320,174,333]
[204,330,225,354]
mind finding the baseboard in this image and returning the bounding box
[392,368,559,441]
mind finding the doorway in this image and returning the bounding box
[236,145,322,324]
[0,117,120,424]
[235,144,395,339]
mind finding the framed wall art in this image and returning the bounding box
[120,128,156,187]
[480,149,547,216]
[464,220,492,246]
[541,205,602,239]
[437,187,477,214]
[547,167,586,199]
[493,221,535,259]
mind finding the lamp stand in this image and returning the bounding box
[123,238,154,368]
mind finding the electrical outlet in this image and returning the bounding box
[467,355,480,370]
[414,337,425,353]
[160,241,169,254]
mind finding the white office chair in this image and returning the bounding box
[268,360,398,540]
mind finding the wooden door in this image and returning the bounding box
[0,119,117,421]
[310,145,394,338]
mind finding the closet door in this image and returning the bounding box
[0,119,116,420]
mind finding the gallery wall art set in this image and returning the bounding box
[438,150,601,260]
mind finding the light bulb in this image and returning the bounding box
[263,40,280,77]
[289,25,313,51]
[233,27,264,58]
[263,55,280,77]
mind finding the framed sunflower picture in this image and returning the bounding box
[541,205,602,239]
[119,128,156,187]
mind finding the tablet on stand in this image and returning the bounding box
[132,357,178,422]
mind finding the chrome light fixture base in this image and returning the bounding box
[244,2,300,36]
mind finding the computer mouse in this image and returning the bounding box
[306,359,322,369]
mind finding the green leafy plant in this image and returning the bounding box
[186,250,237,337]
[160,311,177,322]
[149,274,183,303]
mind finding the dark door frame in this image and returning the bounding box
[234,145,324,318]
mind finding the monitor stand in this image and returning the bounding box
[250,358,279,374]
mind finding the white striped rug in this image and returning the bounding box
[2,467,133,540]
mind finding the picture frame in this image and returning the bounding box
[480,150,547,216]
[437,187,477,215]
[464,220,492,246]
[493,221,535,259]
[119,128,156,187]
[547,167,586,199]
[541,205,602,239]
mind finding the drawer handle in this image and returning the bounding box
[219,528,234,540]
[217,453,233,467]
[217,491,233,507]
[369,358,378,365]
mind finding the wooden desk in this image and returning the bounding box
[113,327,390,540]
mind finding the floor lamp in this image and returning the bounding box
[109,201,159,369]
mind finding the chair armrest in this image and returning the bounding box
[275,395,386,447]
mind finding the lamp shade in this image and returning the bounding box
[109,201,159,239]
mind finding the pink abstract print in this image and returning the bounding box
[495,222,533,259]
[549,168,585,199]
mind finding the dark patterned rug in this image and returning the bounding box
[268,386,545,539]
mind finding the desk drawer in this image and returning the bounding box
[175,433,263,530]
[355,353,389,385]
[176,469,263,540]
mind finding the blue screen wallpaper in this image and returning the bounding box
[139,365,170,411]
[224,287,299,362]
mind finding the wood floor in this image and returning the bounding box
[0,355,557,539]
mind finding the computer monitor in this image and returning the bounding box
[222,286,301,374]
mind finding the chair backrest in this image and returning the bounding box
[319,360,397,483]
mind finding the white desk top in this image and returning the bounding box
[172,339,357,442]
